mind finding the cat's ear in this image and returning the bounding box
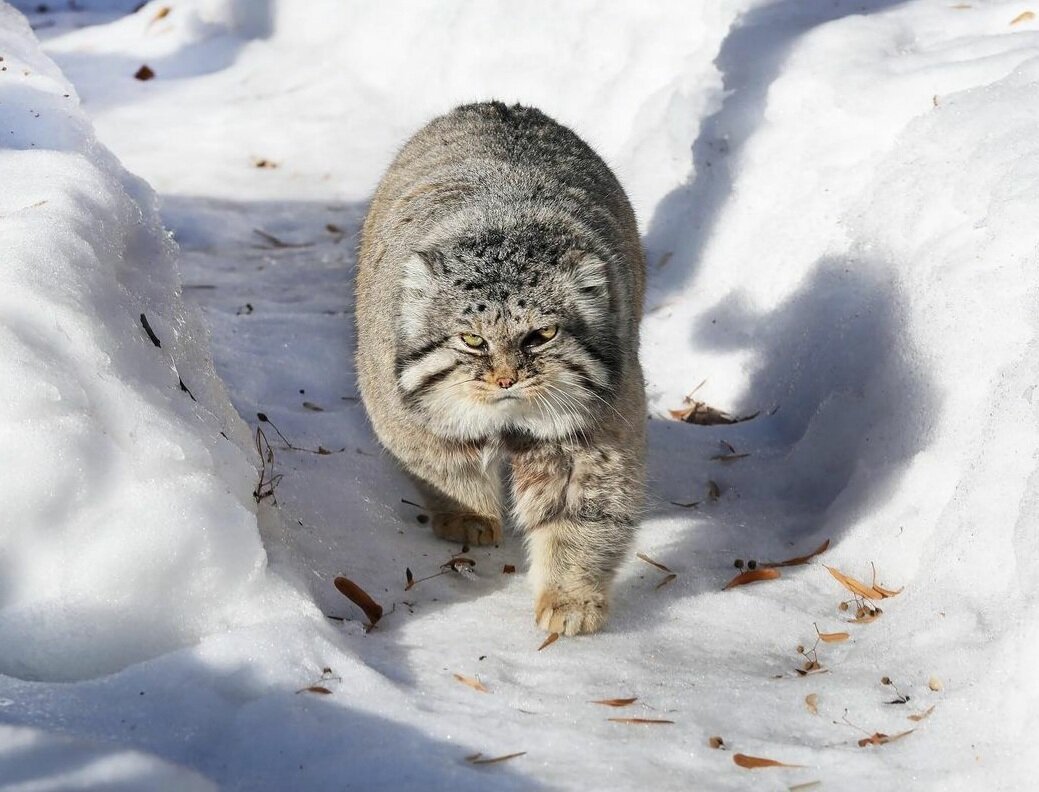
[402,249,445,293]
[561,251,606,301]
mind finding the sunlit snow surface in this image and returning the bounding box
[2,0,1038,789]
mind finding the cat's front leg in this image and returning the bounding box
[512,442,643,635]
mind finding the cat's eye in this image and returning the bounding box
[523,325,558,348]
[460,333,486,349]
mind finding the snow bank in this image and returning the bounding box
[0,724,214,791]
[0,3,282,681]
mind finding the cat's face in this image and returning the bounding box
[394,232,618,443]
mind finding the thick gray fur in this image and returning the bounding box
[355,101,646,635]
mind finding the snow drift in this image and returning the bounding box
[0,3,280,681]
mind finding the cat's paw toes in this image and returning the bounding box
[432,513,502,546]
[535,587,608,636]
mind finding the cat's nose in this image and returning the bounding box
[497,376,515,389]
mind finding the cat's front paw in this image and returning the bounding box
[534,586,608,635]
[432,513,502,546]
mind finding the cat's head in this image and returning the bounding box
[394,226,620,442]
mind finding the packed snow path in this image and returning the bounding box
[3,0,1039,789]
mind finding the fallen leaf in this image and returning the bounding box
[825,566,902,600]
[817,631,850,643]
[607,718,674,725]
[134,64,155,81]
[709,736,725,749]
[538,632,559,651]
[333,576,383,626]
[591,697,638,707]
[326,223,343,234]
[636,552,672,573]
[453,673,488,693]
[670,401,759,425]
[150,5,170,22]
[724,567,781,590]
[1011,10,1035,24]
[655,573,678,590]
[296,686,332,695]
[253,228,312,248]
[805,693,818,715]
[733,753,805,769]
[467,751,526,765]
[763,539,831,568]
[794,666,829,677]
[302,401,324,412]
[858,729,913,747]
[707,480,722,500]
[908,705,936,722]
[711,452,750,462]
[502,564,516,574]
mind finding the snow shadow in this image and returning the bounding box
[643,0,908,292]
[0,654,542,791]
[636,258,937,608]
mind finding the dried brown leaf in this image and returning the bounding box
[670,500,701,509]
[453,673,489,693]
[150,6,170,22]
[764,539,831,568]
[134,64,155,81]
[723,567,781,590]
[607,717,674,725]
[733,753,805,769]
[794,666,829,677]
[296,685,332,695]
[591,697,638,707]
[502,564,516,574]
[857,729,913,747]
[708,736,725,749]
[333,576,383,626]
[825,566,902,600]
[636,552,673,573]
[908,705,936,722]
[1011,10,1035,24]
[538,632,559,651]
[467,751,526,765]
[817,631,850,643]
[669,401,760,425]
[805,693,818,715]
[655,573,678,590]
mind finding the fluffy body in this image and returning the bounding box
[355,102,646,635]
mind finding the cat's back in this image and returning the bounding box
[359,102,642,285]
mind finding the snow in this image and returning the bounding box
[2,0,1038,789]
